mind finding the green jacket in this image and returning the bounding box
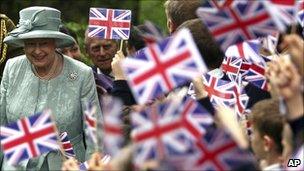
[0,54,102,170]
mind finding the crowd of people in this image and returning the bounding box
[0,0,303,170]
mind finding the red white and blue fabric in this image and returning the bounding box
[131,97,214,168]
[244,63,268,91]
[0,110,59,165]
[232,85,249,118]
[225,40,269,91]
[102,96,124,157]
[196,1,278,51]
[260,35,278,55]
[188,128,255,170]
[84,104,97,145]
[225,39,262,79]
[207,0,235,10]
[262,0,298,31]
[221,56,242,82]
[89,8,131,39]
[202,73,236,107]
[122,29,208,104]
[202,73,249,117]
[225,39,264,66]
[59,132,76,159]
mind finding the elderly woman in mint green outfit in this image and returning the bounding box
[0,6,101,170]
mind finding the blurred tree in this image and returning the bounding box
[139,0,167,35]
[1,0,140,26]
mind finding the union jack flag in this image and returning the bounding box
[122,29,208,104]
[102,96,124,157]
[84,104,97,145]
[239,61,251,77]
[202,73,236,107]
[131,97,214,168]
[260,35,278,55]
[225,39,263,65]
[59,132,76,159]
[210,0,236,10]
[244,63,268,91]
[202,73,248,117]
[188,128,256,170]
[262,0,298,31]
[232,86,249,118]
[221,56,242,82]
[197,1,279,51]
[0,110,59,165]
[225,40,270,89]
[89,8,131,39]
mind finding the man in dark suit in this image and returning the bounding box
[84,29,118,97]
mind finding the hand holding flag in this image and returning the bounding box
[61,158,79,171]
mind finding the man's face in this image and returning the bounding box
[282,124,292,161]
[251,125,266,160]
[87,39,118,71]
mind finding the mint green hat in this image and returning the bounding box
[3,6,75,48]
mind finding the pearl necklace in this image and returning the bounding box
[32,53,62,80]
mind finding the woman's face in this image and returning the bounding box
[60,43,82,61]
[24,38,56,69]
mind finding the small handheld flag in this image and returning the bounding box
[0,110,59,166]
[59,132,76,159]
[122,28,208,104]
[89,8,131,40]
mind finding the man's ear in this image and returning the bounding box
[167,18,176,34]
[263,135,274,152]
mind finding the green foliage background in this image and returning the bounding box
[1,0,167,65]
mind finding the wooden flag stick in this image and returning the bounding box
[95,121,101,153]
[290,24,296,35]
[119,39,124,52]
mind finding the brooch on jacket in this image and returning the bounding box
[69,71,78,80]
